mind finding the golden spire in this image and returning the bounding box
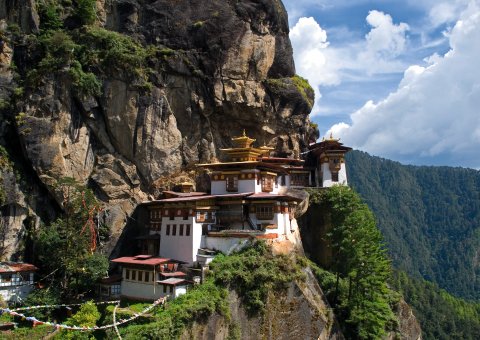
[232,130,256,148]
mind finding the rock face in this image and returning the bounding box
[0,0,317,257]
[388,298,422,340]
[181,269,344,340]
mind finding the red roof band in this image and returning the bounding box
[0,262,38,273]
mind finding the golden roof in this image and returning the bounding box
[231,129,256,148]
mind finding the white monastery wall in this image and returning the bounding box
[159,216,202,264]
[238,178,257,193]
[121,280,165,300]
[211,180,227,195]
[321,163,348,187]
[0,284,33,303]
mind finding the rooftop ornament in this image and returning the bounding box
[231,129,256,149]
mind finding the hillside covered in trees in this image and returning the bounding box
[391,270,480,340]
[346,150,480,301]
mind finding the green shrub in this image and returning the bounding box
[78,27,149,75]
[209,241,305,315]
[121,280,229,339]
[291,74,314,107]
[265,75,314,109]
[75,0,97,26]
[69,60,102,96]
[0,99,10,110]
[38,30,78,69]
[38,1,63,32]
[158,48,175,56]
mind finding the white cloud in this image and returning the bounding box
[429,0,472,27]
[290,17,341,116]
[363,11,410,59]
[330,3,480,167]
[289,12,409,117]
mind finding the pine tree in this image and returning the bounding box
[308,186,397,338]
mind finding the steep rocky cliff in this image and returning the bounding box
[181,270,343,340]
[0,0,317,258]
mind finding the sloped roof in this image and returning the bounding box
[0,262,38,273]
[157,278,187,285]
[111,256,171,266]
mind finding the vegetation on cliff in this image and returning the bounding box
[265,75,315,110]
[119,241,306,338]
[306,186,398,339]
[346,150,480,301]
[392,270,480,340]
[33,178,109,299]
[23,16,153,96]
[2,241,310,339]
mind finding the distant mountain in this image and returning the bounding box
[346,150,480,300]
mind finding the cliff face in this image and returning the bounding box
[0,0,317,258]
[182,269,343,340]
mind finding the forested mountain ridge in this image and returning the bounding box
[391,270,480,340]
[346,150,480,300]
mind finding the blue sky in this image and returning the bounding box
[283,0,480,168]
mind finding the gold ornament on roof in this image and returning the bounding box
[231,130,256,148]
[259,140,274,153]
[325,132,340,142]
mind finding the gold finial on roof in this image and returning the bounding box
[329,132,334,140]
[231,130,256,148]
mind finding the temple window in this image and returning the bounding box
[111,285,120,295]
[332,172,339,182]
[180,224,184,236]
[172,225,177,236]
[226,176,238,192]
[125,269,130,280]
[166,225,171,235]
[144,272,150,282]
[186,224,191,236]
[196,212,206,222]
[261,176,274,192]
[256,204,274,220]
[291,173,309,186]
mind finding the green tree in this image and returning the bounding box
[35,177,109,298]
[308,186,397,339]
[61,301,101,339]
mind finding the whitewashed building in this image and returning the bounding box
[111,255,189,301]
[120,131,352,301]
[307,134,352,187]
[0,262,37,303]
